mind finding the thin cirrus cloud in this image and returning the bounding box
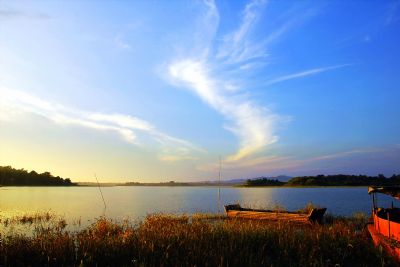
[197,147,400,175]
[167,0,348,164]
[216,0,317,66]
[167,0,291,162]
[216,0,268,64]
[265,64,352,86]
[197,155,290,173]
[0,87,201,161]
[0,8,51,20]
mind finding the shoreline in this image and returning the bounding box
[1,184,370,188]
[0,212,398,266]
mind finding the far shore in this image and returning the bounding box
[1,183,370,188]
[3,166,399,187]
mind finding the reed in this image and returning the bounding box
[0,212,397,266]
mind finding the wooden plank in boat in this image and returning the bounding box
[226,210,310,223]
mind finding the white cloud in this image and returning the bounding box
[166,0,283,162]
[0,87,201,160]
[265,64,351,86]
[194,0,220,57]
[216,1,317,66]
[166,1,347,165]
[88,113,153,131]
[217,0,267,63]
[169,59,278,161]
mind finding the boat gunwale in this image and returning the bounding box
[224,204,327,223]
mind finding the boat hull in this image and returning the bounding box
[368,223,400,260]
[224,204,326,224]
[372,210,400,242]
[368,187,400,260]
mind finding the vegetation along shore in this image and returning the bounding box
[2,165,400,187]
[0,166,75,186]
[0,211,398,266]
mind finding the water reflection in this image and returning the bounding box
[1,186,398,226]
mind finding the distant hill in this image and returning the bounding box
[0,166,75,186]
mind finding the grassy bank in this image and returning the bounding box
[0,212,397,266]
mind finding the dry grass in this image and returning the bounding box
[0,212,398,266]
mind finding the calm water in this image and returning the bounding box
[0,186,396,224]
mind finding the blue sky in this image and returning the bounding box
[0,0,399,182]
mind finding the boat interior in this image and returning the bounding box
[224,204,326,216]
[375,207,400,223]
[224,204,298,214]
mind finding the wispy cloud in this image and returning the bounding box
[167,0,302,162]
[217,0,267,64]
[0,87,201,161]
[166,1,346,165]
[261,6,318,46]
[197,147,400,176]
[193,0,220,57]
[0,8,51,20]
[216,1,318,66]
[265,64,351,86]
[310,148,388,162]
[169,59,279,162]
[114,34,131,50]
[88,113,153,132]
[197,155,290,173]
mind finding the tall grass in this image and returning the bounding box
[0,212,397,266]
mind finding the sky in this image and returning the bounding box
[0,0,399,182]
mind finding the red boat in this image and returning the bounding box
[368,186,400,259]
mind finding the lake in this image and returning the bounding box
[0,186,397,225]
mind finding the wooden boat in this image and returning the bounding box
[224,204,326,224]
[368,186,400,260]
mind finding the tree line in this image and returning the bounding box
[245,174,400,187]
[0,166,75,186]
[245,177,285,186]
